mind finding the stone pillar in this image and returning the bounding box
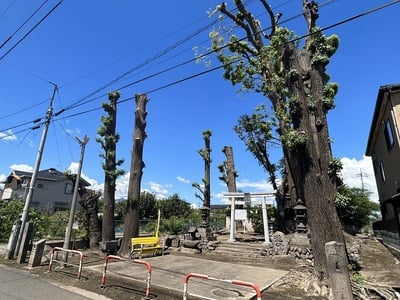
[17,222,34,264]
[325,241,353,300]
[28,239,46,268]
[5,219,21,260]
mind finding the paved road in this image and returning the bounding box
[0,264,108,300]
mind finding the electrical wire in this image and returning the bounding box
[0,97,49,120]
[0,0,63,61]
[54,0,336,115]
[0,0,49,50]
[1,0,399,140]
[0,0,16,18]
[58,0,400,117]
[61,17,223,112]
[0,0,300,125]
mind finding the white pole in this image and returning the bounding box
[15,86,56,256]
[228,197,236,242]
[261,196,270,245]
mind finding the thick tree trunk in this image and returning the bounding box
[222,146,237,193]
[119,93,149,256]
[283,46,344,279]
[203,131,211,226]
[214,0,346,281]
[78,189,101,249]
[102,182,116,241]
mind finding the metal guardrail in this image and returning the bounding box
[100,255,152,299]
[183,272,262,300]
[48,247,84,279]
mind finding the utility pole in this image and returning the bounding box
[357,169,368,192]
[63,135,89,256]
[14,85,57,257]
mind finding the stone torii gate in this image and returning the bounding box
[223,192,275,245]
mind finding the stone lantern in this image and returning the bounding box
[293,199,307,233]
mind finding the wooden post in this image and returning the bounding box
[325,241,353,300]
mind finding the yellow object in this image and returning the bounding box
[130,236,163,259]
[130,209,163,259]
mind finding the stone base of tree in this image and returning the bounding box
[100,240,119,254]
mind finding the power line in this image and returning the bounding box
[60,16,223,113]
[0,0,304,124]
[0,0,49,50]
[0,0,63,61]
[56,0,400,118]
[1,0,399,139]
[49,0,338,115]
[0,97,49,120]
[0,0,16,18]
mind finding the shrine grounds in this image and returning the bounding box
[1,232,400,299]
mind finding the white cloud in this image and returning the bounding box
[0,174,6,187]
[212,156,379,205]
[67,162,79,174]
[114,175,173,200]
[148,181,171,199]
[236,179,275,192]
[67,162,103,194]
[65,156,379,206]
[214,179,275,204]
[0,130,17,141]
[115,172,130,199]
[83,176,103,193]
[341,155,378,203]
[177,176,190,183]
[9,164,33,172]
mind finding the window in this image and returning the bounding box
[65,183,73,194]
[384,120,395,151]
[379,162,386,182]
[37,183,49,189]
[54,202,69,212]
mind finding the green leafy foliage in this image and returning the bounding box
[0,200,24,241]
[246,204,276,234]
[0,201,72,242]
[281,129,307,150]
[159,193,191,219]
[335,185,380,231]
[234,104,279,189]
[307,27,339,66]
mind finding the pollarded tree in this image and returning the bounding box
[119,93,149,256]
[218,145,238,193]
[97,91,125,242]
[192,130,212,227]
[211,1,344,280]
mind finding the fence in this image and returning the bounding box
[48,247,84,279]
[183,272,262,300]
[100,255,152,299]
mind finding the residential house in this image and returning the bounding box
[366,83,400,249]
[1,168,90,213]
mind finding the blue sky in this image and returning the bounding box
[1,0,398,206]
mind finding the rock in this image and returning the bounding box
[271,231,289,255]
